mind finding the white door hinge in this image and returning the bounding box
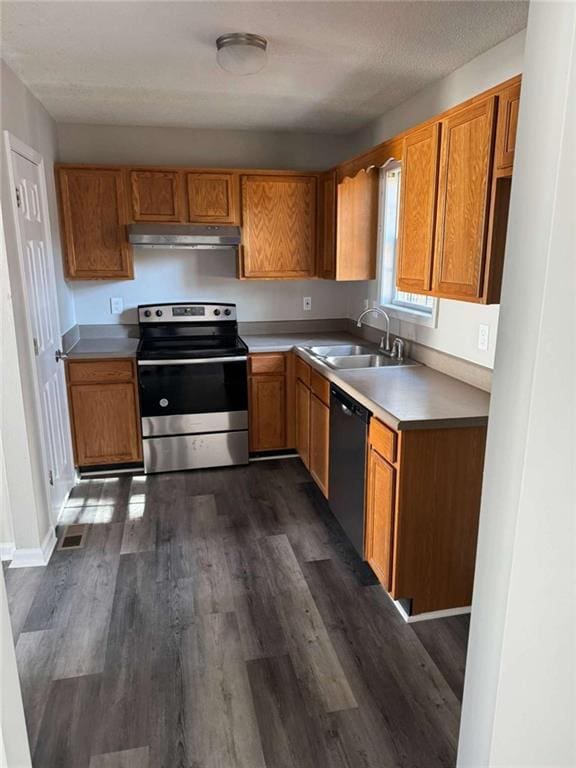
[48,469,54,486]
[15,187,22,209]
[33,337,39,356]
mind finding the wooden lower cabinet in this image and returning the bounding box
[248,353,294,452]
[309,393,329,496]
[66,358,142,467]
[365,417,486,615]
[295,357,330,497]
[364,444,395,590]
[295,380,310,468]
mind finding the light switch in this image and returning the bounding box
[478,323,490,352]
[110,297,123,315]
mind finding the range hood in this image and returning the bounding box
[128,224,241,250]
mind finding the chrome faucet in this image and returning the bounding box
[356,307,391,354]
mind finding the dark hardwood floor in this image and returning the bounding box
[5,459,469,768]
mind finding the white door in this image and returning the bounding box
[6,136,75,523]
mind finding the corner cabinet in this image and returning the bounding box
[57,167,133,280]
[335,168,379,281]
[66,358,142,467]
[239,174,318,279]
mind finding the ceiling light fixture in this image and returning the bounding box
[216,33,268,76]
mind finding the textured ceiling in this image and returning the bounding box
[1,1,528,133]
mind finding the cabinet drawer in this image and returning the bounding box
[296,357,311,386]
[249,353,286,375]
[369,418,397,464]
[67,359,135,385]
[310,369,330,406]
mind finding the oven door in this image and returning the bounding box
[138,357,248,437]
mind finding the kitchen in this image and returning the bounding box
[1,3,575,768]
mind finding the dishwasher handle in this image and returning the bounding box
[330,386,371,423]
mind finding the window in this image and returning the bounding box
[377,163,437,327]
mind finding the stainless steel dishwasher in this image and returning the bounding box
[328,386,371,557]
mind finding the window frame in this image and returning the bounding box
[376,161,438,329]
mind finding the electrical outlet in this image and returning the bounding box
[110,297,123,315]
[303,296,312,312]
[478,324,490,352]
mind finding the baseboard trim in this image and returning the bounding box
[0,542,16,562]
[394,599,471,624]
[8,526,57,569]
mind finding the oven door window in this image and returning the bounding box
[139,361,247,417]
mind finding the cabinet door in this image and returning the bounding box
[495,82,521,171]
[249,375,287,451]
[433,97,497,299]
[336,168,379,280]
[70,381,142,466]
[241,175,317,278]
[57,167,132,279]
[364,446,395,590]
[129,170,184,222]
[319,171,337,279]
[309,394,329,497]
[296,379,311,468]
[396,124,440,293]
[187,173,239,224]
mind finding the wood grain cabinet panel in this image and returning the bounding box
[296,379,311,469]
[249,374,287,451]
[309,393,329,497]
[57,167,132,279]
[495,82,521,171]
[129,170,184,222]
[364,444,395,590]
[432,97,497,299]
[67,358,141,467]
[187,173,239,224]
[396,124,440,293]
[335,168,379,281]
[240,175,317,279]
[319,171,337,279]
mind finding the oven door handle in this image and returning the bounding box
[138,356,247,366]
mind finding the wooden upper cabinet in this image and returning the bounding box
[57,167,132,280]
[396,124,440,293]
[240,175,317,279]
[433,97,497,299]
[319,171,337,279]
[129,170,184,222]
[364,442,396,590]
[495,82,521,172]
[336,168,379,281]
[187,173,240,224]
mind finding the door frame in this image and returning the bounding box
[3,130,75,526]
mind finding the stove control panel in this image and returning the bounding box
[138,303,237,323]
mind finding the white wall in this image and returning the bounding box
[346,30,526,369]
[57,123,349,170]
[458,2,575,765]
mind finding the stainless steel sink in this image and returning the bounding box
[323,354,419,370]
[307,344,375,357]
[304,343,419,370]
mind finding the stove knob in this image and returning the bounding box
[224,308,232,316]
[214,308,221,316]
[155,309,163,317]
[144,310,152,318]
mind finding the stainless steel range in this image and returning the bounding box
[137,302,249,474]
